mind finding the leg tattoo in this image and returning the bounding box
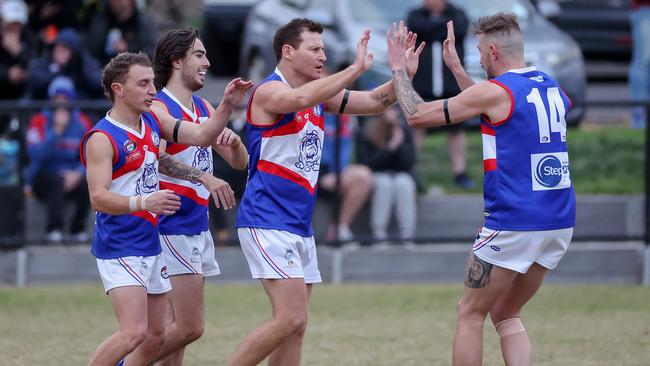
[465,255,493,288]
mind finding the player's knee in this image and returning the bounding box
[495,318,526,338]
[456,299,488,323]
[121,326,148,352]
[181,323,205,343]
[275,311,308,337]
[489,306,521,326]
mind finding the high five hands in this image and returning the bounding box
[386,21,425,78]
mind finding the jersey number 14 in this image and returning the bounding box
[526,87,567,143]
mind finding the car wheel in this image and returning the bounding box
[247,53,268,84]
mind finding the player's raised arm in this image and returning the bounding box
[327,22,425,116]
[155,77,253,146]
[255,29,373,118]
[443,21,475,91]
[387,21,508,128]
[84,132,181,215]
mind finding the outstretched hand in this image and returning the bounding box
[222,78,254,108]
[387,21,424,76]
[442,21,463,72]
[353,29,374,72]
[405,29,425,79]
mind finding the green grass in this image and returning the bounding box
[416,127,645,194]
[0,284,649,365]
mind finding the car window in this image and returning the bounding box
[449,0,531,22]
[348,0,532,27]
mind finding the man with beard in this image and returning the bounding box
[149,28,249,366]
[388,16,575,365]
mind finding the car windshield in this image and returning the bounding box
[349,0,532,27]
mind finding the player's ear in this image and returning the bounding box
[111,82,124,98]
[282,44,295,61]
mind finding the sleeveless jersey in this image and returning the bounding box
[80,113,162,259]
[236,69,325,236]
[153,88,212,235]
[481,67,576,231]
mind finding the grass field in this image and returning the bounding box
[417,126,645,194]
[0,284,649,365]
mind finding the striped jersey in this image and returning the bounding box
[481,67,576,231]
[152,88,212,235]
[236,69,325,236]
[80,112,162,259]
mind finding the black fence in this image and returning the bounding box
[0,99,648,248]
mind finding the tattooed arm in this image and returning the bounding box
[324,82,397,115]
[158,152,237,209]
[387,20,510,127]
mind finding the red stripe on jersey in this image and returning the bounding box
[480,123,495,136]
[132,210,158,226]
[257,160,316,195]
[483,158,497,172]
[159,181,208,206]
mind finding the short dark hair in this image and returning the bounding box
[472,13,521,37]
[153,27,200,90]
[101,52,152,101]
[273,18,323,61]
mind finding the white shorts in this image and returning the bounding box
[237,228,322,283]
[160,232,220,277]
[473,227,573,274]
[96,254,172,294]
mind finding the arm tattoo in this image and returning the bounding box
[464,254,493,289]
[158,152,204,183]
[392,69,424,116]
[373,92,395,108]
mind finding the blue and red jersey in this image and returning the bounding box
[236,69,325,237]
[80,112,162,259]
[481,67,576,231]
[151,88,213,235]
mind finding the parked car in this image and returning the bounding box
[531,0,632,61]
[240,0,586,125]
[202,0,257,75]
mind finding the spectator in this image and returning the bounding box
[629,0,650,128]
[27,0,82,52]
[0,0,33,100]
[407,0,475,189]
[318,113,373,242]
[26,27,103,100]
[358,106,417,243]
[25,76,91,242]
[84,0,156,65]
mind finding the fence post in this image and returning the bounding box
[641,101,650,286]
[16,248,27,288]
[331,249,343,285]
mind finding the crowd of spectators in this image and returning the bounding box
[0,0,156,242]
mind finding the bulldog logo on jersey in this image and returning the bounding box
[191,147,212,185]
[294,130,321,172]
[135,162,158,194]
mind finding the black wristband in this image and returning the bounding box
[443,99,451,125]
[172,118,181,143]
[338,89,350,114]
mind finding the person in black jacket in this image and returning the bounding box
[358,106,417,242]
[407,0,475,189]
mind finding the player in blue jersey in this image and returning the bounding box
[148,28,248,366]
[81,52,251,366]
[228,18,424,366]
[388,15,576,366]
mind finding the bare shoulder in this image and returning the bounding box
[85,132,114,160]
[253,80,290,104]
